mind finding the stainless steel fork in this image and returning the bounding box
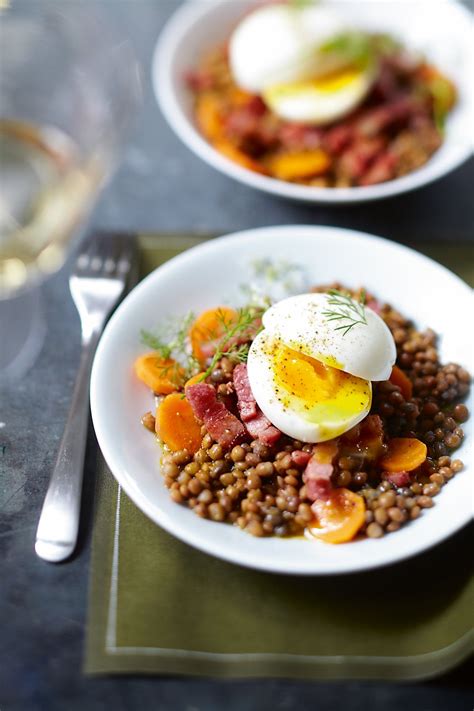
[35,233,138,563]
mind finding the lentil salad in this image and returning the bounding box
[135,285,471,544]
[185,6,457,188]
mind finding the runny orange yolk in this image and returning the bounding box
[268,67,367,100]
[271,342,370,411]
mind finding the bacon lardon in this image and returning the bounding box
[304,441,338,502]
[384,471,411,487]
[233,364,281,446]
[185,382,246,448]
[291,450,312,467]
[232,363,258,421]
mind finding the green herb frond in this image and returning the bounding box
[322,288,368,336]
[289,0,316,9]
[140,329,172,359]
[199,306,263,382]
[140,305,262,389]
[140,311,199,381]
[320,31,374,68]
[251,258,304,285]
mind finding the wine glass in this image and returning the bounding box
[0,0,141,380]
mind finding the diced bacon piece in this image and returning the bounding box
[184,70,215,92]
[370,61,400,102]
[185,382,246,448]
[366,297,383,315]
[245,413,282,446]
[233,363,258,421]
[355,96,420,138]
[359,152,397,186]
[387,50,422,75]
[303,441,338,501]
[338,137,385,182]
[384,471,411,487]
[225,103,277,149]
[279,123,323,150]
[245,95,268,116]
[291,450,312,467]
[324,123,354,154]
[226,107,260,137]
[233,364,281,445]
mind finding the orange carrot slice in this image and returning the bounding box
[156,393,202,454]
[134,353,184,394]
[189,307,238,365]
[389,365,413,400]
[418,65,457,113]
[214,139,267,174]
[380,438,427,472]
[185,372,206,388]
[196,93,224,141]
[268,150,331,181]
[228,87,255,106]
[308,488,366,544]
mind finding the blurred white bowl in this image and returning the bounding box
[153,0,473,204]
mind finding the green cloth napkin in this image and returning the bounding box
[137,234,474,288]
[85,235,473,679]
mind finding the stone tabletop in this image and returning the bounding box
[1,2,473,710]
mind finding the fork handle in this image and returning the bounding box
[35,333,100,562]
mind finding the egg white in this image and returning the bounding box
[229,4,350,94]
[247,330,372,444]
[263,64,376,125]
[263,293,396,382]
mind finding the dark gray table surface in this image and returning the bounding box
[1,1,473,710]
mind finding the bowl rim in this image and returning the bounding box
[153,0,473,204]
[90,224,473,575]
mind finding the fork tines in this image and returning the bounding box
[74,231,138,284]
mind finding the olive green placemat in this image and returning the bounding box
[136,234,474,289]
[85,235,473,678]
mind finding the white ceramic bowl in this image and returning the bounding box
[91,226,473,575]
[153,0,473,204]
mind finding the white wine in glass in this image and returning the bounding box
[0,119,102,295]
[0,1,140,380]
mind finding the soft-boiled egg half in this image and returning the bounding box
[229,4,350,93]
[246,293,396,443]
[229,3,375,125]
[263,65,376,125]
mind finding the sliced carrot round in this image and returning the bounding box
[195,93,224,141]
[214,139,267,174]
[268,149,331,181]
[189,307,238,365]
[229,87,255,106]
[185,372,206,388]
[389,365,413,400]
[307,488,366,544]
[380,438,427,472]
[156,393,202,454]
[134,353,184,394]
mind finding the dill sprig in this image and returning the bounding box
[140,311,200,382]
[140,306,262,389]
[199,306,263,382]
[289,0,315,9]
[319,31,374,69]
[322,289,367,336]
[240,257,307,307]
